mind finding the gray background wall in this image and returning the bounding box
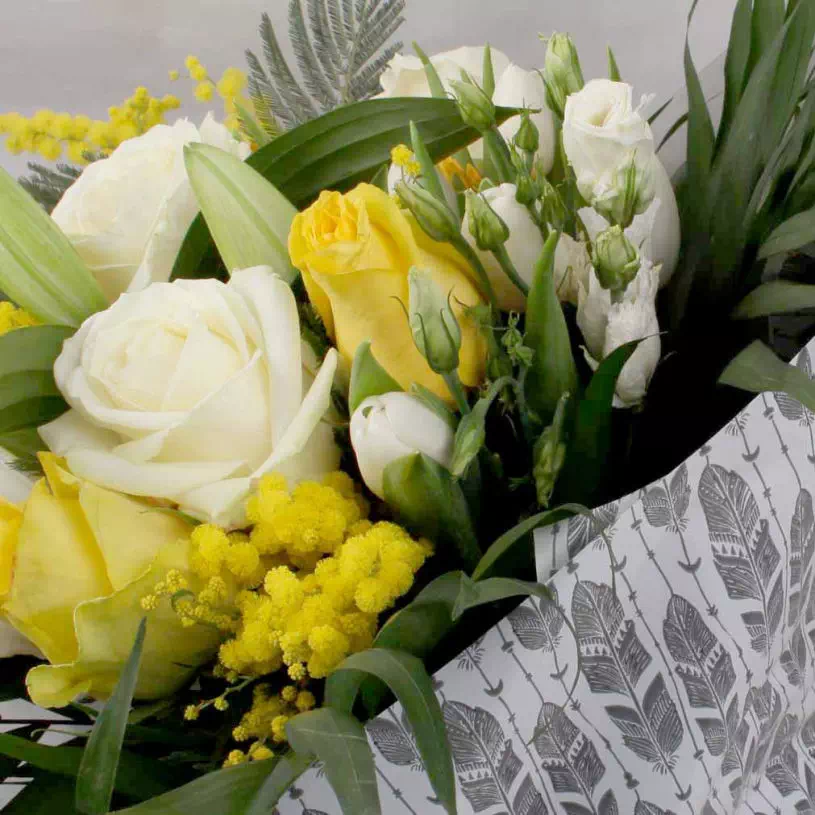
[1,0,737,175]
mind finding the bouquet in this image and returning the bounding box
[0,1,814,813]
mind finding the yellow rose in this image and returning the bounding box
[289,183,486,401]
[0,454,221,709]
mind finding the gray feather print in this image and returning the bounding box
[775,349,813,424]
[789,489,815,627]
[367,711,423,771]
[507,591,564,652]
[634,803,678,815]
[567,504,619,559]
[699,463,782,653]
[512,774,547,815]
[642,464,691,533]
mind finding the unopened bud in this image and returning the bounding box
[465,191,509,252]
[593,151,656,228]
[592,225,641,292]
[514,172,539,206]
[408,267,461,374]
[542,32,584,118]
[450,78,496,132]
[515,111,540,154]
[539,177,567,231]
[533,392,569,507]
[396,181,460,243]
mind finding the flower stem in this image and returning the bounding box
[443,370,471,414]
[492,245,530,297]
[452,235,499,310]
[483,128,515,184]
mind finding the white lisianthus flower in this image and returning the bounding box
[40,266,340,527]
[379,46,556,173]
[463,182,543,312]
[563,79,680,284]
[350,392,454,499]
[553,232,594,307]
[576,259,661,407]
[52,114,250,303]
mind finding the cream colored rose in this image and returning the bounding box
[52,115,250,303]
[563,80,680,284]
[379,46,556,173]
[40,267,339,527]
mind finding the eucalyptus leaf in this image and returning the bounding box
[0,166,107,327]
[758,207,815,259]
[244,752,312,815]
[732,280,815,318]
[720,340,815,412]
[524,232,577,423]
[452,574,551,620]
[286,709,380,815]
[349,341,402,415]
[184,143,297,281]
[112,761,275,815]
[77,618,146,815]
[325,649,456,815]
[383,453,481,571]
[172,98,516,281]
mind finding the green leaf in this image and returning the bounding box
[0,166,107,327]
[759,207,815,259]
[450,377,511,478]
[0,733,173,802]
[472,506,580,581]
[649,97,674,128]
[720,0,753,138]
[732,280,815,318]
[482,44,496,98]
[77,618,146,815]
[184,143,297,281]
[383,453,481,571]
[452,574,551,620]
[325,649,456,815]
[0,325,72,433]
[111,761,275,815]
[557,340,642,506]
[413,41,448,99]
[244,752,312,815]
[5,775,81,815]
[524,232,578,423]
[234,100,272,149]
[720,340,815,411]
[410,121,447,204]
[749,0,786,74]
[286,709,380,815]
[607,46,622,82]
[172,98,513,281]
[349,341,402,415]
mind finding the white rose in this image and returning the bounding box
[379,46,556,173]
[350,392,454,499]
[463,182,543,312]
[576,259,661,407]
[563,80,680,284]
[52,114,250,303]
[40,266,340,527]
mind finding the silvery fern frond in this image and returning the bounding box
[19,162,82,213]
[246,0,405,136]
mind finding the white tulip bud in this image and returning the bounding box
[350,392,455,499]
[462,182,544,312]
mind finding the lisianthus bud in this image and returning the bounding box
[515,111,540,154]
[594,151,656,228]
[450,78,496,132]
[533,391,569,507]
[395,180,460,243]
[540,177,567,231]
[592,225,641,292]
[408,267,462,374]
[543,32,584,118]
[465,191,510,252]
[514,172,539,206]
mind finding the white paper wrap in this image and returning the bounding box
[281,342,815,814]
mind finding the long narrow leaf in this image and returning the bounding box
[286,709,380,815]
[184,143,297,281]
[749,0,786,74]
[325,649,456,815]
[0,167,107,326]
[720,0,753,139]
[759,207,815,259]
[453,574,551,620]
[245,752,313,815]
[732,280,815,318]
[720,340,815,411]
[76,619,146,815]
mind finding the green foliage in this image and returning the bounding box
[244,753,313,815]
[18,162,82,213]
[76,618,146,814]
[349,341,402,414]
[452,574,551,620]
[325,648,456,814]
[246,1,405,135]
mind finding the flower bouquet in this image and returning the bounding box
[1,1,815,813]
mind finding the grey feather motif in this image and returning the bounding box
[642,464,691,532]
[512,774,547,815]
[367,712,423,771]
[775,349,814,424]
[789,489,815,627]
[507,590,564,652]
[567,504,619,558]
[699,463,782,654]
